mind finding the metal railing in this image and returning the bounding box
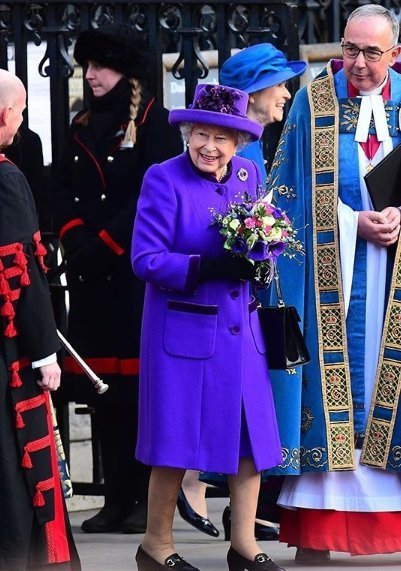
[2,1,401,169]
[0,1,303,170]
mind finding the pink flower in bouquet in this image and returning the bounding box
[244,217,257,229]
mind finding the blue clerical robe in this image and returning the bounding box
[267,62,401,475]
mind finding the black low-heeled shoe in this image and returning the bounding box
[136,545,200,570]
[295,548,330,564]
[176,488,219,538]
[254,521,279,541]
[227,547,286,571]
[222,505,279,541]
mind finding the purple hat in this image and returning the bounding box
[169,84,263,141]
[220,43,306,93]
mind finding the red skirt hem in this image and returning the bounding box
[280,508,401,555]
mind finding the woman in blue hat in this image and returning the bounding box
[220,43,306,184]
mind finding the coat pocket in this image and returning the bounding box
[164,300,218,359]
[249,300,267,355]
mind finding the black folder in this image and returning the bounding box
[364,142,401,211]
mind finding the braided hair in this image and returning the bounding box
[120,78,142,148]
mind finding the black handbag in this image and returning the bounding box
[258,268,310,370]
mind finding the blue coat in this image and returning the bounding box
[267,62,401,475]
[131,152,282,474]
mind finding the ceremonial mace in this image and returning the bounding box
[56,329,109,394]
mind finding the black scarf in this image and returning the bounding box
[87,77,131,144]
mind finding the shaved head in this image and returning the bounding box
[0,69,25,109]
[0,69,26,148]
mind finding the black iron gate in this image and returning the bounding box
[0,1,304,171]
[2,1,401,170]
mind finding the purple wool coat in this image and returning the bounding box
[131,152,282,474]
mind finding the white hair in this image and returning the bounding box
[347,5,400,45]
[179,122,252,150]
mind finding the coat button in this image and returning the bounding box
[231,290,240,299]
[74,155,79,162]
[100,194,106,201]
[215,185,227,195]
[107,156,114,162]
[74,196,80,203]
[229,325,240,335]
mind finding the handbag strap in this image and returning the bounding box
[273,264,285,308]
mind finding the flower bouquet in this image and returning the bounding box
[211,190,304,287]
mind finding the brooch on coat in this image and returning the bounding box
[237,167,248,181]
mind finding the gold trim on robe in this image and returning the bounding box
[362,238,401,469]
[308,63,355,470]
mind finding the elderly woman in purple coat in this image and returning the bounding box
[131,84,285,571]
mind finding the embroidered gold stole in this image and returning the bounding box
[308,62,401,471]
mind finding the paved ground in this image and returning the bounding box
[69,498,401,571]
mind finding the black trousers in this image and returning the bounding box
[57,367,151,507]
[94,403,150,505]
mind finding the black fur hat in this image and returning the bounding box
[74,23,150,80]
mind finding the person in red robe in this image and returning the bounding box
[0,69,80,571]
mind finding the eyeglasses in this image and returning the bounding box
[341,42,396,62]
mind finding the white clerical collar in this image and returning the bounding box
[355,73,389,143]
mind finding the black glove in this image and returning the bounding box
[67,237,121,279]
[198,255,256,282]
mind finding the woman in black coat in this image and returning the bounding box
[54,24,183,533]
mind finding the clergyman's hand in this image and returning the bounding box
[357,209,400,247]
[382,206,401,229]
[37,362,61,391]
